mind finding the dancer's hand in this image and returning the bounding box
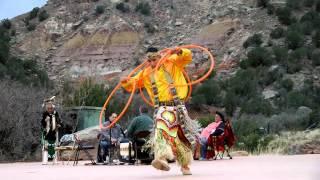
[120,77,130,83]
[171,47,182,55]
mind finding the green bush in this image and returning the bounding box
[308,109,320,128]
[316,1,320,12]
[280,78,294,91]
[300,11,319,23]
[27,23,36,31]
[286,0,303,10]
[286,60,302,74]
[135,2,151,16]
[198,116,214,128]
[286,30,304,49]
[243,34,263,48]
[304,0,315,7]
[246,47,272,67]
[29,7,40,20]
[311,49,320,66]
[270,27,285,39]
[257,0,270,7]
[276,7,293,25]
[73,78,108,106]
[228,68,258,97]
[116,2,130,13]
[259,66,284,86]
[191,94,206,109]
[267,4,275,14]
[95,5,105,14]
[192,79,223,106]
[241,96,273,116]
[313,31,320,48]
[144,23,156,34]
[1,19,11,29]
[273,46,288,63]
[224,90,238,116]
[0,63,7,77]
[301,21,313,35]
[0,39,10,64]
[38,10,49,21]
[287,91,313,108]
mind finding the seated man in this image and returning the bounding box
[126,106,153,141]
[97,113,124,163]
[199,111,225,160]
[126,106,153,163]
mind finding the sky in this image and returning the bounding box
[0,0,48,20]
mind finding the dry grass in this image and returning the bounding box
[265,129,320,154]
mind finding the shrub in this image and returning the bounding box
[0,39,10,64]
[135,2,151,16]
[257,0,270,8]
[304,0,315,7]
[241,96,274,116]
[228,68,258,97]
[191,94,206,109]
[286,31,304,49]
[287,91,313,108]
[243,34,263,48]
[27,23,36,31]
[38,10,49,21]
[286,0,303,10]
[300,11,319,23]
[0,63,7,77]
[259,66,284,86]
[224,90,238,116]
[144,23,156,34]
[72,78,108,107]
[280,78,294,91]
[95,5,105,15]
[192,79,223,106]
[116,2,130,13]
[29,7,40,20]
[308,109,320,128]
[246,47,272,67]
[273,46,288,63]
[316,0,320,12]
[10,29,16,36]
[313,31,320,48]
[276,7,293,25]
[270,27,285,39]
[1,19,11,29]
[301,21,313,35]
[198,116,214,128]
[267,4,275,14]
[311,49,320,66]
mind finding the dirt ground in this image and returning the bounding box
[0,154,319,180]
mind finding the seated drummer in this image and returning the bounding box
[97,112,124,163]
[126,106,153,142]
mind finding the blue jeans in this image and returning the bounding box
[200,137,208,159]
[97,140,111,163]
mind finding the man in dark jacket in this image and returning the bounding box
[126,106,153,140]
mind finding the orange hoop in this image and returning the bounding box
[99,82,136,129]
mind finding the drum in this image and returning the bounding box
[119,141,134,162]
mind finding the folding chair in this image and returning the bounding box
[132,131,152,165]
